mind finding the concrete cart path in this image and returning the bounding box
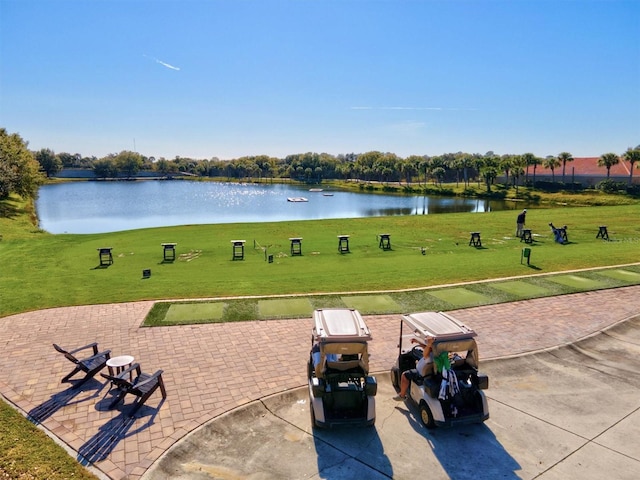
[148,313,640,480]
[1,285,639,479]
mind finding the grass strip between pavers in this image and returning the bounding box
[546,275,607,290]
[427,288,491,308]
[258,298,313,318]
[491,281,551,297]
[148,265,640,326]
[165,303,226,323]
[341,295,401,314]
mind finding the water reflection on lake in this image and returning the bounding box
[36,181,523,234]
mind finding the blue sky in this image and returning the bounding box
[1,0,639,160]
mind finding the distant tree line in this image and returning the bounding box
[1,127,639,201]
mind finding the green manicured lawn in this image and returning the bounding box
[2,203,640,318]
[0,400,98,480]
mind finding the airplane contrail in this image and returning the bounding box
[349,106,477,111]
[155,59,180,71]
[144,54,180,71]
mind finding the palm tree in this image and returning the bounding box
[458,155,475,188]
[450,155,464,187]
[598,152,620,179]
[400,157,419,185]
[521,153,536,185]
[499,155,513,185]
[623,147,640,185]
[420,157,433,185]
[543,156,561,182]
[480,156,500,193]
[530,155,541,184]
[432,166,446,187]
[509,155,526,194]
[558,152,573,184]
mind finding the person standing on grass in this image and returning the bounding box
[516,209,527,238]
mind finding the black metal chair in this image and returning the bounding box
[53,342,111,387]
[101,363,166,416]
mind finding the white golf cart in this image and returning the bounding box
[391,311,489,428]
[308,308,377,428]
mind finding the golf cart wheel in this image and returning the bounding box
[419,402,435,429]
[309,399,323,429]
[390,367,399,389]
[309,403,317,428]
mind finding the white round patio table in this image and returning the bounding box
[106,355,134,378]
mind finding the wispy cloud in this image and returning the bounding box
[388,120,428,135]
[144,54,180,71]
[350,106,477,111]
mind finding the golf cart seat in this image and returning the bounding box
[422,376,441,398]
[326,359,364,374]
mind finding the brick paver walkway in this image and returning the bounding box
[1,286,639,479]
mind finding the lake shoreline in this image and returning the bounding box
[37,180,527,234]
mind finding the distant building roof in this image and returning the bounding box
[535,157,633,177]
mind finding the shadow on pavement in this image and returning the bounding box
[313,425,393,479]
[27,378,105,424]
[78,398,164,464]
[395,400,521,479]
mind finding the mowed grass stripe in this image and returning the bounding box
[258,298,313,318]
[491,281,551,297]
[341,295,401,314]
[596,269,640,283]
[428,288,491,308]
[547,275,606,289]
[165,303,226,323]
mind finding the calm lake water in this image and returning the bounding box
[36,181,522,234]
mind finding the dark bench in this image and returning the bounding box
[161,243,177,261]
[469,232,482,247]
[378,234,391,250]
[289,237,302,256]
[596,226,609,240]
[97,247,113,266]
[231,240,246,260]
[520,229,533,244]
[337,235,350,253]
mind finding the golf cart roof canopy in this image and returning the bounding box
[401,311,477,341]
[313,308,372,343]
